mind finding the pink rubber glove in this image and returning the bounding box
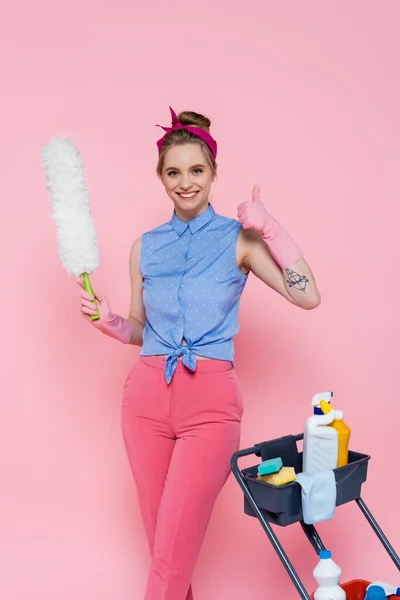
[237,184,303,269]
[77,277,132,344]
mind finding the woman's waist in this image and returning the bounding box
[156,353,211,361]
[141,333,234,358]
[138,355,233,372]
[141,348,231,361]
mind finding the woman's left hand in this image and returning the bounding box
[237,184,272,235]
[237,185,321,310]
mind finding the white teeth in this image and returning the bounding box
[180,192,197,198]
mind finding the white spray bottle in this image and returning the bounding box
[303,391,339,473]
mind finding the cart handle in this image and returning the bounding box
[231,433,303,471]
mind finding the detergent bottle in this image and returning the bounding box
[364,586,387,599]
[329,410,351,467]
[367,581,400,597]
[313,550,346,600]
[303,392,338,474]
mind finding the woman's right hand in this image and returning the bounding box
[76,277,113,325]
[76,277,133,344]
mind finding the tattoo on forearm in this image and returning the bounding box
[285,268,309,292]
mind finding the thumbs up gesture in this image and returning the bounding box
[237,184,303,269]
[237,184,273,235]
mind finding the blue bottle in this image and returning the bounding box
[365,585,387,599]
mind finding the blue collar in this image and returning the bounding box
[170,204,216,236]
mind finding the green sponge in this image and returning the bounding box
[258,457,283,476]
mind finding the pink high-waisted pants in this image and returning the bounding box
[121,356,243,600]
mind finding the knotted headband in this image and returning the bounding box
[156,106,218,158]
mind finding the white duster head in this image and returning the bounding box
[41,137,100,276]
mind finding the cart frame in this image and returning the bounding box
[231,433,400,600]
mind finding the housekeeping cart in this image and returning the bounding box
[231,433,400,600]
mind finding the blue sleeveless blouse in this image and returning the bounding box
[140,204,248,383]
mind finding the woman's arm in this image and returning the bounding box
[127,236,146,345]
[238,228,321,310]
[77,236,146,344]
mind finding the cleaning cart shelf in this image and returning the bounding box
[231,432,400,600]
[241,434,370,526]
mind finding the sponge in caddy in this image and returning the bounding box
[257,466,297,486]
[257,457,283,477]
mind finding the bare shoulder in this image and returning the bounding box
[130,235,142,255]
[129,236,143,260]
[128,235,146,326]
[129,236,143,276]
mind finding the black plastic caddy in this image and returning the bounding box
[231,432,400,600]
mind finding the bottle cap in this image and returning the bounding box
[319,550,331,559]
[365,586,387,599]
[334,410,344,419]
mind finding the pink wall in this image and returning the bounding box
[1,1,399,598]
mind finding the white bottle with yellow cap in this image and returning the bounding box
[303,392,339,473]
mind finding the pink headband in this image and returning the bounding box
[156,106,218,158]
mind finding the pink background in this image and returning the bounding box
[1,1,399,598]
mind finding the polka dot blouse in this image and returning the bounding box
[140,204,248,383]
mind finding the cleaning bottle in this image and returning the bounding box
[329,410,351,467]
[367,581,400,597]
[313,550,345,600]
[365,585,387,599]
[303,392,338,473]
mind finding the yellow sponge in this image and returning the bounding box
[257,466,296,486]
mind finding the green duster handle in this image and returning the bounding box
[82,272,100,320]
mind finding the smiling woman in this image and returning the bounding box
[154,109,218,221]
[77,105,321,600]
[160,145,215,221]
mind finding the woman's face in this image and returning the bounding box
[160,143,215,221]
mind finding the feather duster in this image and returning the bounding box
[41,137,100,319]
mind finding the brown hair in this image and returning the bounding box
[156,110,217,178]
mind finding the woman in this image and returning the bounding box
[78,107,321,600]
